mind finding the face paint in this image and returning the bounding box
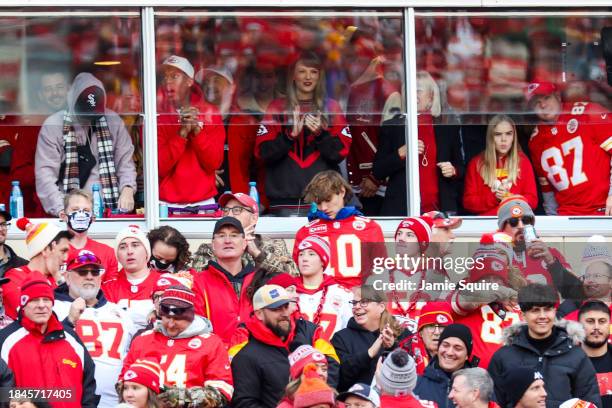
[149,257,176,273]
[68,210,93,233]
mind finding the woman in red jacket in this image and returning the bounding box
[463,115,537,215]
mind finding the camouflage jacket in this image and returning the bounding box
[192,234,299,276]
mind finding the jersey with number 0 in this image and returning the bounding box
[54,298,135,408]
[297,281,354,341]
[528,102,612,215]
[293,215,386,288]
[454,304,522,369]
[123,319,233,400]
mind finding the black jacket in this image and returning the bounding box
[231,317,339,408]
[488,320,601,408]
[331,317,394,392]
[414,357,470,408]
[0,244,27,278]
[373,115,464,216]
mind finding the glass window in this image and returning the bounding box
[415,12,612,217]
[0,11,144,218]
[154,10,406,218]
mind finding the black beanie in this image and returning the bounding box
[438,323,473,357]
[501,367,544,406]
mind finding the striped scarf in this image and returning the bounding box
[61,112,120,209]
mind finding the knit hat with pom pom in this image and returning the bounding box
[293,363,336,408]
[16,217,72,258]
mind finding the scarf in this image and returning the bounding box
[62,112,119,209]
[307,205,362,222]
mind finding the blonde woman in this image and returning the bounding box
[255,51,352,216]
[463,114,537,215]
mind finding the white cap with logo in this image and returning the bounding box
[162,55,195,79]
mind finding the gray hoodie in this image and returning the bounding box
[154,315,213,339]
[35,72,136,216]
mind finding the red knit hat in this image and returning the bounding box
[122,359,162,394]
[417,302,453,332]
[267,273,297,289]
[153,271,194,293]
[289,345,328,380]
[20,272,54,307]
[160,285,195,308]
[293,364,336,408]
[469,256,509,285]
[474,232,514,264]
[294,235,331,270]
[395,217,433,253]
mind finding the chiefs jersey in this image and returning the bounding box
[454,304,522,369]
[297,280,353,341]
[529,102,612,215]
[123,319,233,400]
[102,270,161,329]
[512,247,572,286]
[294,215,386,288]
[54,297,135,408]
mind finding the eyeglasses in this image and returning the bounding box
[0,222,10,229]
[422,324,446,333]
[221,206,253,216]
[73,268,101,277]
[507,215,535,228]
[580,273,610,282]
[159,303,192,317]
[349,299,373,308]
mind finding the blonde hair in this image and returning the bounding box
[63,189,93,211]
[479,115,520,189]
[417,71,441,117]
[287,52,328,124]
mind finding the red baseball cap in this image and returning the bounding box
[525,81,558,104]
[422,211,462,230]
[218,192,258,214]
[66,250,103,271]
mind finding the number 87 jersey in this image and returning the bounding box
[293,215,387,288]
[528,101,612,215]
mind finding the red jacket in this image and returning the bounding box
[157,86,225,203]
[463,151,538,215]
[381,394,438,407]
[2,265,57,320]
[69,238,118,281]
[192,262,255,344]
[123,318,233,400]
[0,314,99,407]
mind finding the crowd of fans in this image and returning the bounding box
[0,175,611,407]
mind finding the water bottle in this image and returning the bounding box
[248,181,260,212]
[9,181,24,219]
[92,183,104,218]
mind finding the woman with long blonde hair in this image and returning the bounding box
[255,51,352,217]
[463,114,537,215]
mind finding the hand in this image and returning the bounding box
[418,139,425,155]
[494,185,508,201]
[526,239,555,265]
[68,297,86,324]
[381,324,395,349]
[215,169,225,188]
[118,186,135,212]
[368,335,383,358]
[290,106,304,139]
[437,162,456,178]
[304,112,322,135]
[244,224,261,258]
[606,195,612,216]
[359,177,378,198]
[398,145,407,160]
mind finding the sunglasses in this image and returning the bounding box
[159,303,192,317]
[507,215,535,228]
[73,268,101,277]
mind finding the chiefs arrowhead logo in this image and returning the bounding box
[123,370,137,381]
[437,314,449,324]
[341,126,352,138]
[527,83,539,95]
[566,118,578,134]
[257,124,268,136]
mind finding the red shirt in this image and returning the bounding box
[512,247,571,286]
[123,326,233,400]
[528,101,612,215]
[418,114,439,212]
[69,238,118,281]
[2,265,57,320]
[293,215,386,288]
[381,394,438,407]
[463,152,538,215]
[192,262,255,344]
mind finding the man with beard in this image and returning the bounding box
[53,249,134,408]
[578,300,612,408]
[497,195,581,300]
[559,238,612,321]
[231,284,339,408]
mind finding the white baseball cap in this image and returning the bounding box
[162,55,195,79]
[253,284,291,311]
